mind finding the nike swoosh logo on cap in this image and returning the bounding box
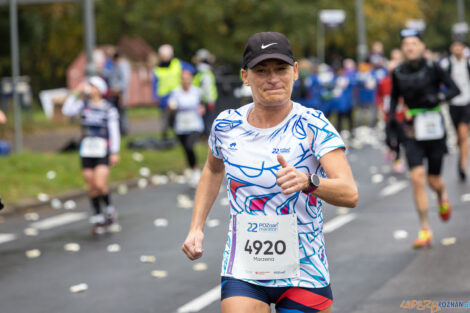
[261,43,277,49]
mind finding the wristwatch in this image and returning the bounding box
[302,173,320,194]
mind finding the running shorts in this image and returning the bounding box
[403,137,447,175]
[221,276,333,312]
[81,155,109,169]
[449,104,470,129]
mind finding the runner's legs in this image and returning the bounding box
[222,297,270,313]
[93,165,110,195]
[409,166,430,230]
[457,122,468,170]
[82,169,99,197]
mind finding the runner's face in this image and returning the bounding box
[401,37,425,61]
[181,71,193,90]
[242,59,298,107]
[451,42,465,58]
[89,84,101,99]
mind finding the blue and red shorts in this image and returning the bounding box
[221,276,333,312]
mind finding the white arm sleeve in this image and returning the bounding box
[62,95,85,116]
[108,107,121,153]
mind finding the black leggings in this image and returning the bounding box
[177,132,200,168]
[337,110,353,133]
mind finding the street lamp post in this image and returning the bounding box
[355,0,367,63]
[457,0,465,24]
[317,16,325,64]
[318,10,346,64]
[83,0,96,77]
[9,0,22,152]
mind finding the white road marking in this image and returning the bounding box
[323,214,356,234]
[380,181,409,197]
[30,212,87,230]
[177,284,221,313]
[0,233,17,245]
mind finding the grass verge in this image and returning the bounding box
[0,134,208,206]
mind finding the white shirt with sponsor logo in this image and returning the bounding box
[209,102,345,288]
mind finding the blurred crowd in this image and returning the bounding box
[292,41,470,136]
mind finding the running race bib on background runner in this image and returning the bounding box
[229,214,300,280]
[414,111,445,141]
[79,137,107,158]
[175,111,201,133]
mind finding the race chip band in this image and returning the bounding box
[227,214,300,280]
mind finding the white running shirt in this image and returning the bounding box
[169,86,204,134]
[209,102,345,288]
[449,56,470,106]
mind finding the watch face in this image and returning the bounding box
[311,174,320,187]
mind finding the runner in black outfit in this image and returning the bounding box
[389,29,460,248]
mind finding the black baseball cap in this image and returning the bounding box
[400,28,422,41]
[242,32,295,69]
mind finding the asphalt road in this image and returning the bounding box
[1,127,469,313]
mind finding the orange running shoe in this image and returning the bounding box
[413,228,433,249]
[438,198,452,222]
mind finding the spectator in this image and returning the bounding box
[192,49,218,138]
[109,52,131,136]
[151,44,194,140]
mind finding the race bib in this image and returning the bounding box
[227,214,300,280]
[80,137,107,158]
[175,111,201,133]
[414,111,445,141]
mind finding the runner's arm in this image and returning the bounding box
[389,70,400,116]
[108,108,120,154]
[62,83,86,116]
[182,149,225,260]
[313,148,358,208]
[62,95,84,116]
[276,149,358,208]
[436,63,460,101]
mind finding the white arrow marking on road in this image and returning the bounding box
[380,181,409,197]
[30,212,87,230]
[323,214,356,233]
[0,233,16,245]
[177,284,221,313]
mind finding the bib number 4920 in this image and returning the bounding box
[244,240,286,255]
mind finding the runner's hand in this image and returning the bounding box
[182,230,204,260]
[276,154,309,195]
[110,153,120,166]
